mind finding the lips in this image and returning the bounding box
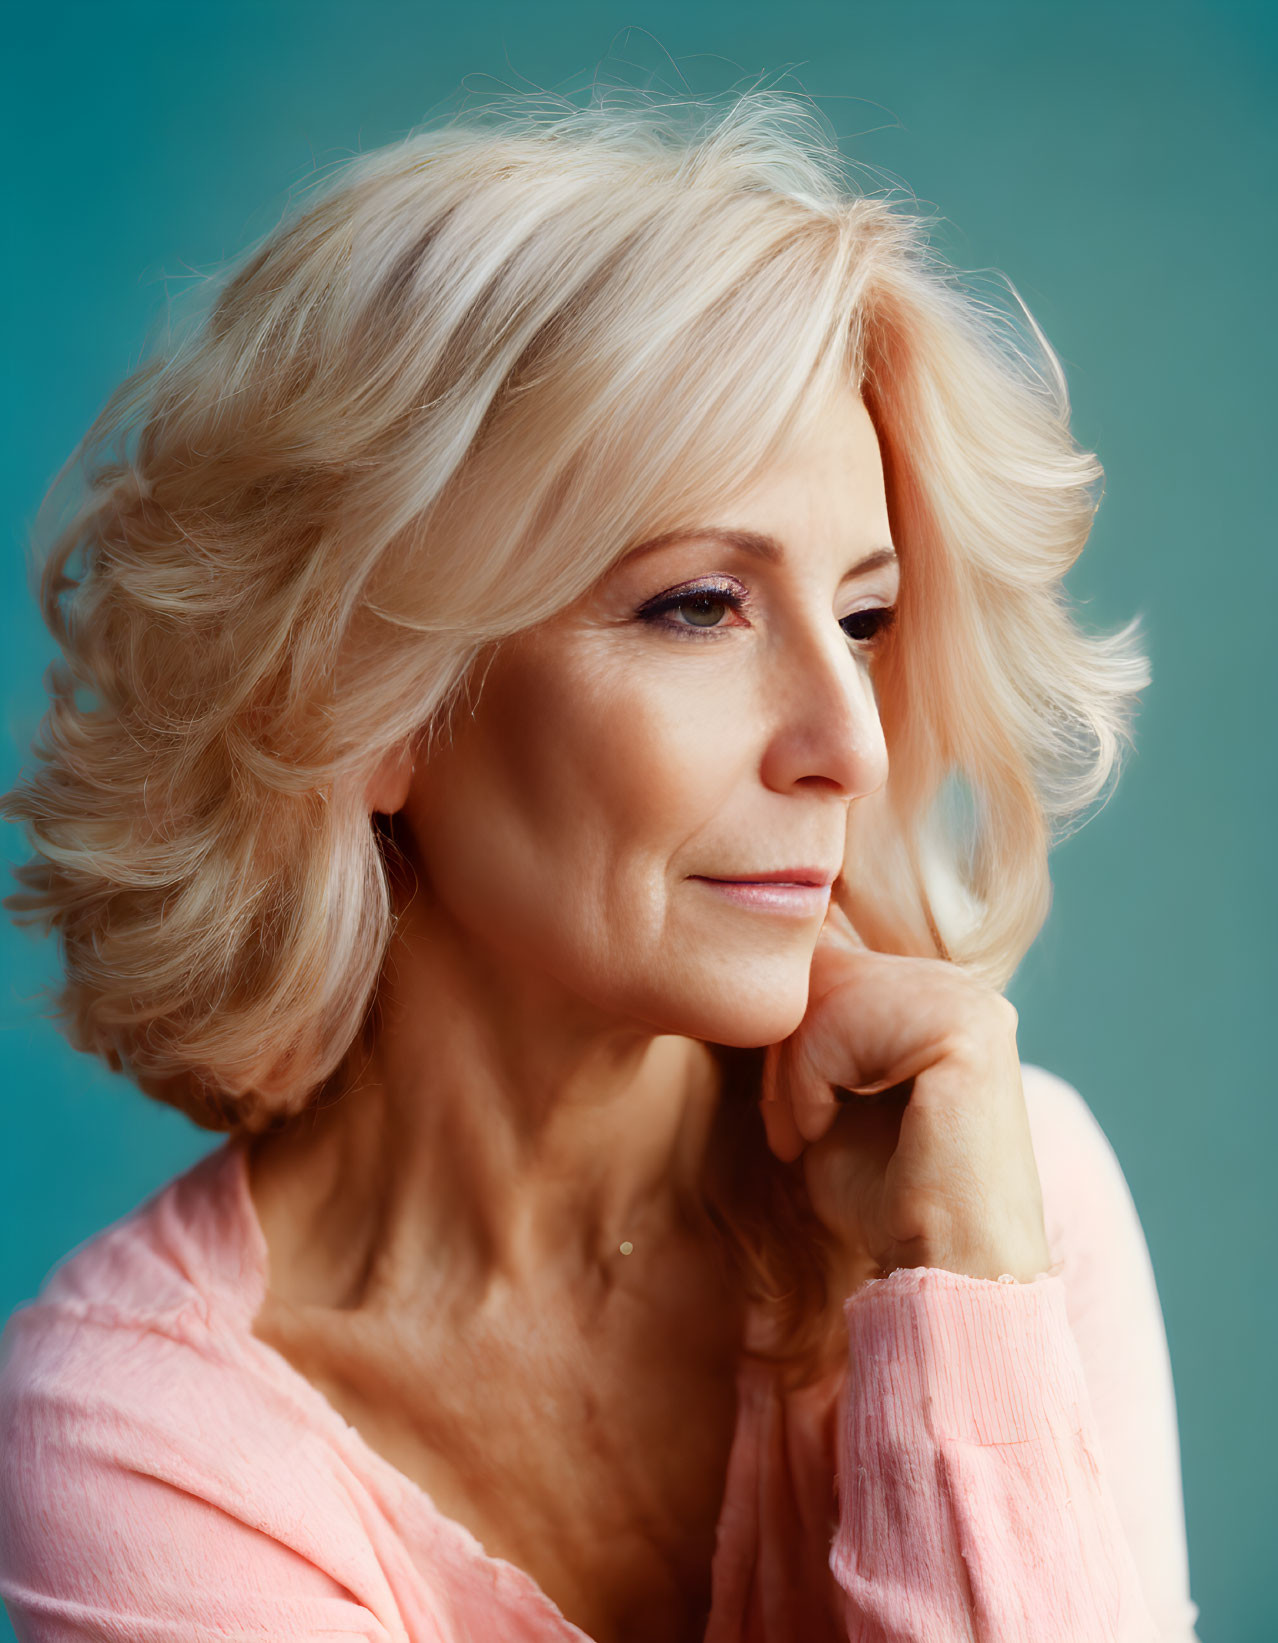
[694,868,838,887]
[689,875,834,916]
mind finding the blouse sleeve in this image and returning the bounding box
[0,1311,405,1643]
[827,1064,1201,1642]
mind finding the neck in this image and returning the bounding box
[246,888,728,1314]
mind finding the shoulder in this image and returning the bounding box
[1018,1061,1142,1226]
[1019,1059,1119,1151]
[0,1268,312,1535]
[11,1139,248,1329]
[1018,1061,1159,1323]
[1014,1068,1199,1638]
[0,1141,263,1478]
[0,1146,386,1623]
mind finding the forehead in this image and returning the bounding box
[618,525,897,581]
[731,388,887,500]
[618,390,895,573]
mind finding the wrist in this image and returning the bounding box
[888,1230,1055,1285]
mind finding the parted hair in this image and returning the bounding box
[3,82,1148,1378]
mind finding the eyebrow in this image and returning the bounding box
[620,526,898,581]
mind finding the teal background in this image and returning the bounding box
[3,3,1274,1636]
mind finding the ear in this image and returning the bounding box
[364,739,417,816]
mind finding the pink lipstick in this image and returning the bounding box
[689,869,836,916]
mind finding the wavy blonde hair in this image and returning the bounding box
[3,84,1148,1380]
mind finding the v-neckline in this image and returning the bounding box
[210,1134,770,1641]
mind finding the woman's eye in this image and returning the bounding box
[839,606,897,649]
[665,592,737,629]
[636,584,897,649]
[637,584,745,637]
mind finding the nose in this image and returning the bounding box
[757,621,889,802]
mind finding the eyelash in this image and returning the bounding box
[636,580,898,652]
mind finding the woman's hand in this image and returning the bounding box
[760,899,1053,1292]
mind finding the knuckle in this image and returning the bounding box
[942,989,1018,1062]
[990,992,1019,1032]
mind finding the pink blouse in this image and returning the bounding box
[0,1064,1200,1641]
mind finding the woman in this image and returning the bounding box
[0,87,1199,1641]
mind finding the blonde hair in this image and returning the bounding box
[2,83,1148,1379]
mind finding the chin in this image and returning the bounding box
[709,1004,809,1051]
[640,973,810,1050]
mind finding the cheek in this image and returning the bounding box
[413,651,746,951]
[399,647,813,1040]
[493,645,744,857]
[556,665,752,881]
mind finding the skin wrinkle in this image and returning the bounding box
[244,384,898,1641]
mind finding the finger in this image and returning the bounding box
[760,1045,811,1161]
[778,1023,856,1145]
[839,1075,903,1097]
[793,1093,840,1144]
[772,1025,844,1146]
[760,1091,805,1162]
[800,953,955,1098]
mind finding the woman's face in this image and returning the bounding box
[397,384,900,1047]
